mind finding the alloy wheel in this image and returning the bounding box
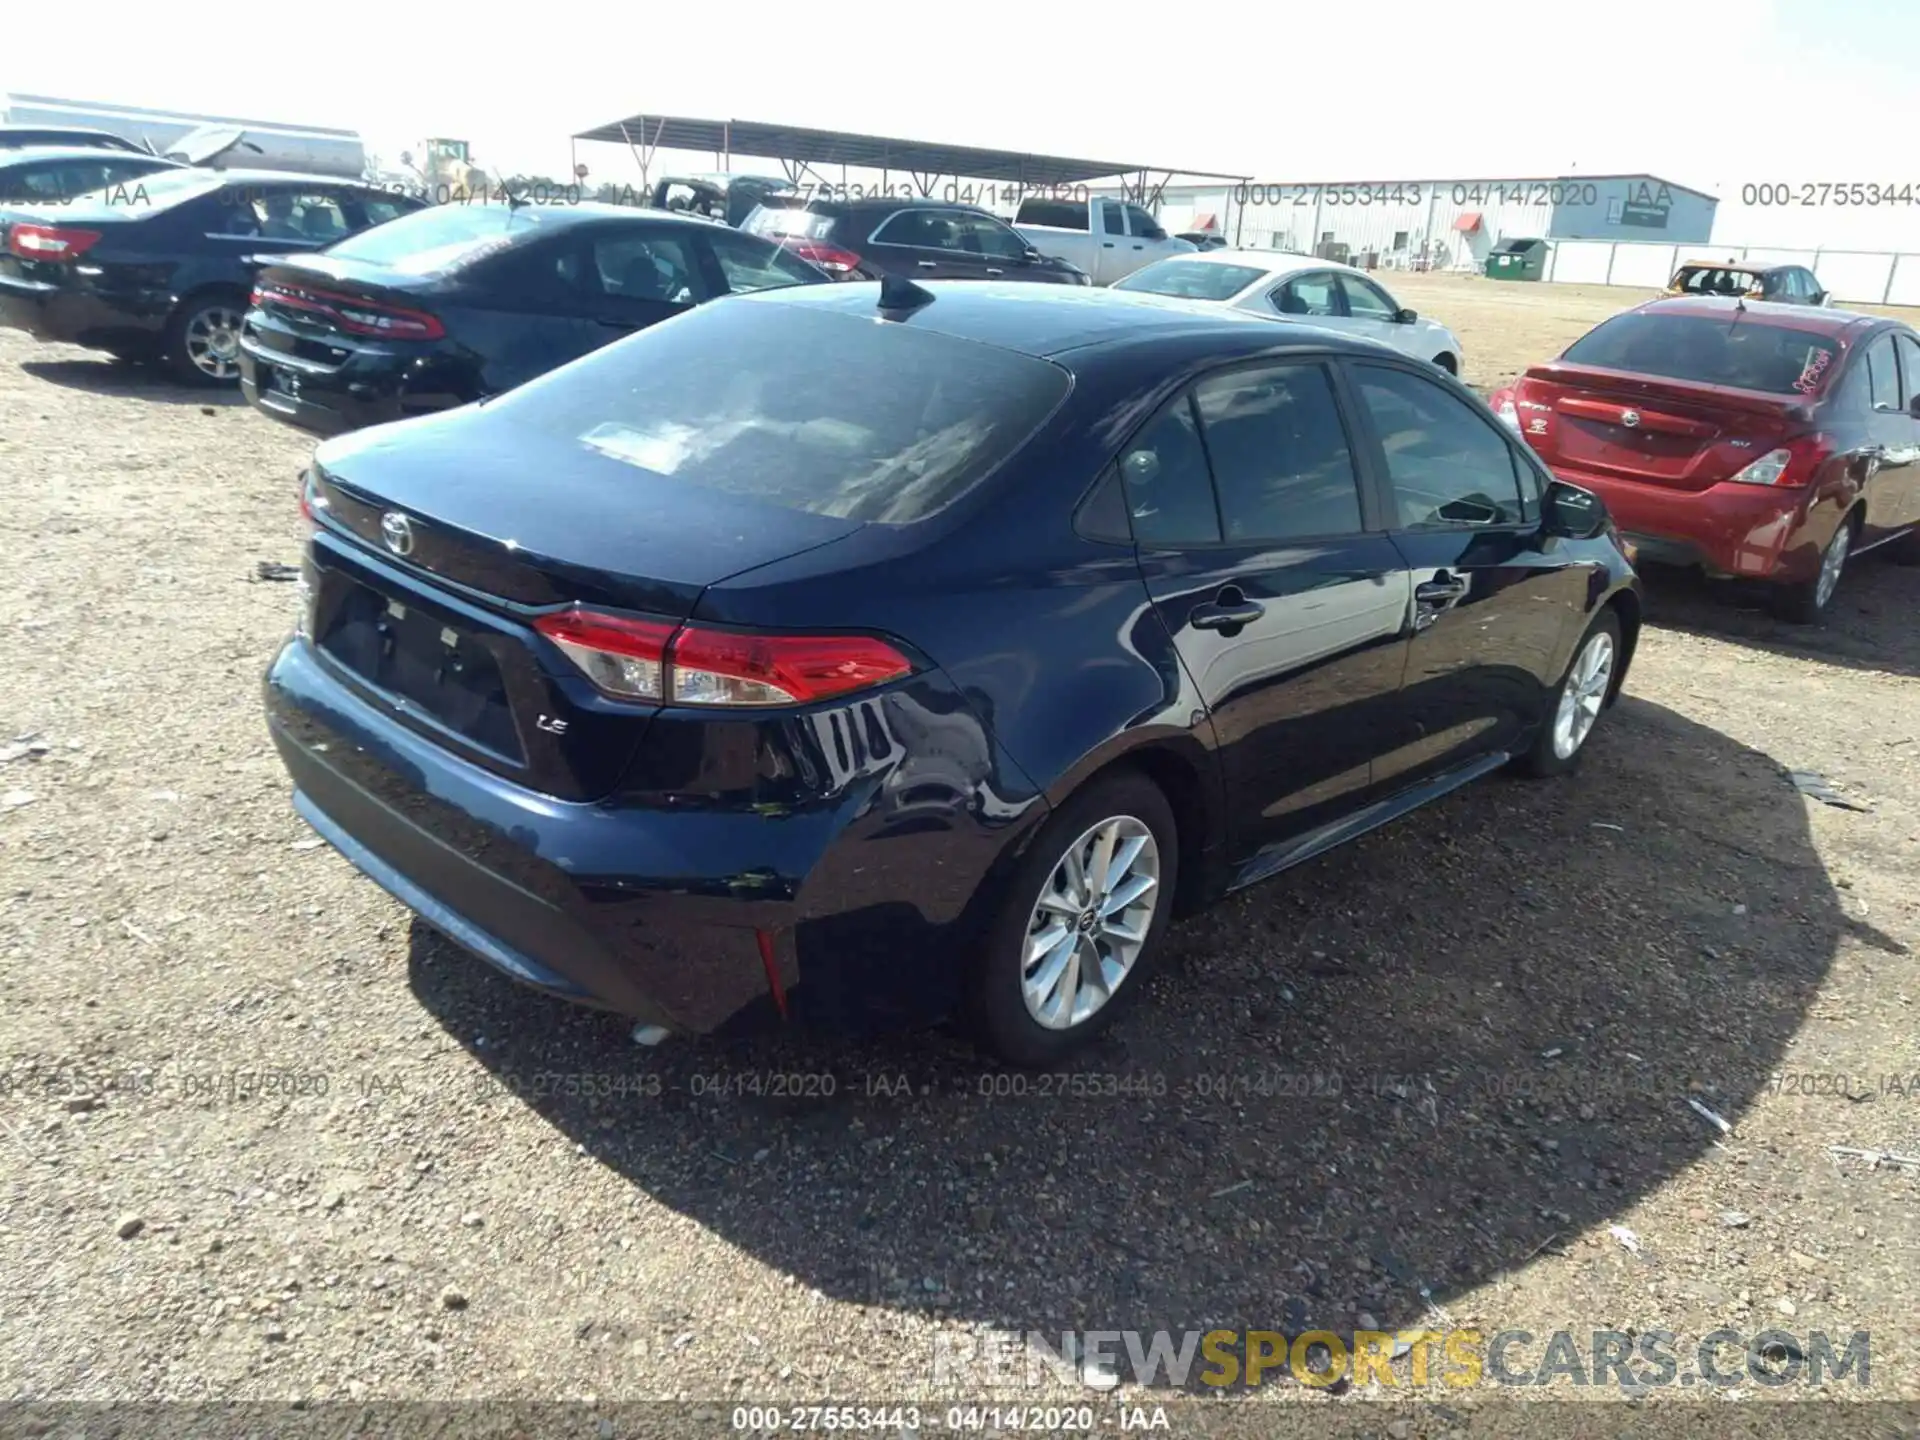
[1814,523,1850,611]
[183,305,245,380]
[1021,815,1160,1030]
[1551,630,1615,760]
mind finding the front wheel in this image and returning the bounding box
[967,771,1178,1067]
[1517,610,1621,778]
[1770,517,1852,623]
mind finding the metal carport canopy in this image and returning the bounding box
[570,113,1247,188]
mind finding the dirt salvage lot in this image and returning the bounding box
[2,276,1918,1421]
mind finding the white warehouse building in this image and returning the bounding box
[1098,173,1718,274]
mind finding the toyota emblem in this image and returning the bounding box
[380,511,416,557]
[1620,410,1641,428]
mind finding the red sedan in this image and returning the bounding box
[1491,296,1920,620]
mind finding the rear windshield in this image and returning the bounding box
[1673,266,1760,295]
[1113,258,1267,301]
[324,204,575,273]
[488,299,1072,524]
[740,201,834,241]
[1562,312,1842,396]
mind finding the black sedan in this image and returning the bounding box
[0,168,422,383]
[741,195,1090,285]
[265,280,1640,1065]
[0,145,185,206]
[239,202,830,436]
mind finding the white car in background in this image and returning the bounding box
[1112,250,1465,376]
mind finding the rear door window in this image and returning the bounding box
[1352,363,1526,529]
[490,299,1071,524]
[1191,364,1364,541]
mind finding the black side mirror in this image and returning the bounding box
[1394,307,1418,323]
[1908,393,1920,420]
[1543,479,1610,540]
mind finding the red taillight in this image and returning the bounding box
[533,609,914,707]
[255,283,445,340]
[779,240,864,277]
[8,223,102,261]
[533,610,674,700]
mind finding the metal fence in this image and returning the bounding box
[1540,241,1920,307]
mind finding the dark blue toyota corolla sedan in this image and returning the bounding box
[266,278,1640,1065]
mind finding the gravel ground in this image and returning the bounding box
[1,278,1917,1427]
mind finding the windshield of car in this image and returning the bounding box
[324,204,571,273]
[1113,259,1268,301]
[1563,312,1843,395]
[489,299,1072,524]
[740,202,835,241]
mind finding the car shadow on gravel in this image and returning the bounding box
[1639,557,1920,680]
[18,357,245,406]
[404,694,1882,1390]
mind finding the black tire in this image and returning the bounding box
[966,770,1179,1067]
[161,288,249,386]
[1768,514,1855,623]
[1517,609,1623,779]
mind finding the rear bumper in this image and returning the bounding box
[265,635,1042,1036]
[0,275,164,349]
[1547,463,1834,583]
[238,341,431,437]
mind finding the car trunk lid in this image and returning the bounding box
[302,410,865,799]
[1514,362,1815,491]
[249,254,448,364]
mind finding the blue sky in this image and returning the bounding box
[8,0,1919,249]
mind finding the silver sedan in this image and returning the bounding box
[1113,250,1466,376]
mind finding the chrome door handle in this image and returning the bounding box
[916,260,939,269]
[985,268,1003,276]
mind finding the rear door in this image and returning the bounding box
[452,234,613,391]
[1345,360,1595,791]
[863,207,966,279]
[1118,359,1413,858]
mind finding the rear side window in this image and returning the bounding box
[1117,399,1220,546]
[489,300,1071,524]
[1353,364,1525,529]
[1114,259,1267,300]
[705,229,825,293]
[1192,365,1363,541]
[1562,312,1842,396]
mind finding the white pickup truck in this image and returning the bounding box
[1011,197,1196,286]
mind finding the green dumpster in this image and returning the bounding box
[1486,238,1547,281]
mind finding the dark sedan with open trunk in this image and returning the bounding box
[267,280,1639,1064]
[239,202,829,436]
